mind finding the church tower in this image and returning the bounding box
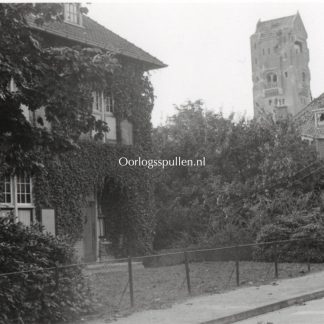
[250,12,311,120]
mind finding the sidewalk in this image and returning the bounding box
[86,270,324,324]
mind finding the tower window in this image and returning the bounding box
[302,72,306,82]
[284,72,288,78]
[266,73,277,88]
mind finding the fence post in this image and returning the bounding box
[307,239,311,272]
[274,243,278,279]
[128,256,134,307]
[235,246,240,286]
[55,265,59,290]
[184,251,191,295]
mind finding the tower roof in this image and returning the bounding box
[256,13,298,32]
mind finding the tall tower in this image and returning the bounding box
[250,12,311,120]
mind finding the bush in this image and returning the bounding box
[254,209,324,263]
[0,217,94,324]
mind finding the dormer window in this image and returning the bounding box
[64,3,82,26]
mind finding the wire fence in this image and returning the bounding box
[1,238,324,318]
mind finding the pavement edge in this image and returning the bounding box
[200,289,324,324]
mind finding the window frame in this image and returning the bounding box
[64,3,83,26]
[0,176,34,208]
[92,91,116,143]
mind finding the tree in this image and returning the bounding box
[153,100,322,249]
[0,4,118,173]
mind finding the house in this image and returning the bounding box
[0,3,166,262]
[294,93,324,159]
[251,12,312,120]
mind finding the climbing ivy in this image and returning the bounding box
[0,3,157,256]
[34,63,156,256]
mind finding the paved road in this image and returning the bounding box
[238,297,324,324]
[85,271,324,324]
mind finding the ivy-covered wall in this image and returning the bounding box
[34,63,157,256]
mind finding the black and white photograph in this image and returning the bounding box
[2,1,324,323]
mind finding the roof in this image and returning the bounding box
[256,13,297,32]
[294,93,324,138]
[27,14,166,70]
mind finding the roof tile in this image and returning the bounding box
[28,14,166,69]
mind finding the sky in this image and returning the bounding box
[86,1,324,126]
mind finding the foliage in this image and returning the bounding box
[32,55,156,256]
[254,208,324,262]
[0,3,118,173]
[153,100,322,250]
[0,217,93,323]
[35,142,156,256]
[0,3,157,256]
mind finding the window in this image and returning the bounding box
[0,176,33,225]
[17,175,32,204]
[266,73,277,88]
[295,41,303,54]
[317,112,324,127]
[268,48,270,54]
[262,48,265,55]
[64,3,82,25]
[254,58,257,65]
[92,91,114,114]
[285,72,288,78]
[269,99,272,105]
[302,72,306,82]
[105,96,114,114]
[0,177,12,204]
[0,176,33,206]
[93,91,102,112]
[92,91,116,143]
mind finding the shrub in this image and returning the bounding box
[0,217,94,324]
[253,209,324,263]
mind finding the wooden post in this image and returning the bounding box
[128,256,134,307]
[274,243,278,279]
[235,246,240,286]
[184,251,191,295]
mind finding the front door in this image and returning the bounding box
[83,201,97,262]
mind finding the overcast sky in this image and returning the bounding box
[87,1,324,126]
